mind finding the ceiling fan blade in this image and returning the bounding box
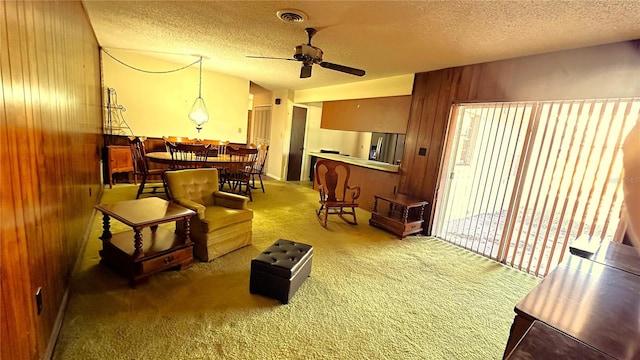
[300,64,312,78]
[319,62,366,77]
[246,55,297,61]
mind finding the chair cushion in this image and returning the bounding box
[165,168,219,206]
[200,206,253,232]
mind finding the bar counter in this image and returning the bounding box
[308,152,399,173]
[308,152,400,213]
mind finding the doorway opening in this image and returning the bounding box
[287,106,308,181]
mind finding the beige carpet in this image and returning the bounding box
[53,179,539,360]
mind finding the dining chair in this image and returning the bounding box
[197,139,221,156]
[217,141,230,155]
[314,159,361,227]
[128,136,168,199]
[162,136,197,144]
[250,144,269,193]
[223,146,259,200]
[166,142,211,169]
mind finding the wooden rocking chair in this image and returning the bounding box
[314,159,361,227]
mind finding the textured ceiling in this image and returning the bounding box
[82,1,640,92]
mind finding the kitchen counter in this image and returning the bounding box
[308,152,399,173]
[308,152,401,213]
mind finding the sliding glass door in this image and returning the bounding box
[433,99,639,277]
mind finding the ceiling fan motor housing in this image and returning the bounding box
[294,44,323,63]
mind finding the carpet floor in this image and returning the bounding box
[52,179,539,360]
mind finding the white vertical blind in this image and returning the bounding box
[434,98,640,277]
[251,105,272,146]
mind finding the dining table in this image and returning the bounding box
[146,151,238,168]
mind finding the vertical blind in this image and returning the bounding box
[433,98,640,277]
[251,105,272,146]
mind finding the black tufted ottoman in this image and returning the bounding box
[249,239,313,304]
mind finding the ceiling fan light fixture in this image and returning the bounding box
[276,9,308,23]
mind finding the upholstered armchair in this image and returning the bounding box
[164,168,253,262]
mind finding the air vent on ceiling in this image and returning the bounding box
[276,9,308,23]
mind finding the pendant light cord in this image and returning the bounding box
[198,57,203,98]
[101,48,201,73]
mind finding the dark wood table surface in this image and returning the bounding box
[95,197,196,287]
[588,239,640,276]
[95,196,195,228]
[504,254,640,359]
[506,320,616,360]
[146,151,240,167]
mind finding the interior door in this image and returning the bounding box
[286,106,307,181]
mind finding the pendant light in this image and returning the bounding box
[188,56,209,132]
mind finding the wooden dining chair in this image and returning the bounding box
[223,146,259,200]
[166,142,211,169]
[197,139,221,156]
[128,136,168,199]
[163,136,197,144]
[250,144,269,193]
[217,141,230,155]
[314,159,361,227]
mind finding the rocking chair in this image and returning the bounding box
[314,159,361,227]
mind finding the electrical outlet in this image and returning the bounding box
[35,287,43,315]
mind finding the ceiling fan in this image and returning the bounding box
[247,27,366,79]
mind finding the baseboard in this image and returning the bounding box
[44,289,69,360]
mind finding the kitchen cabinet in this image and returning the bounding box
[320,95,412,133]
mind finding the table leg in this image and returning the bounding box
[132,227,145,260]
[100,213,112,240]
[503,314,533,359]
[402,206,409,223]
[183,217,192,245]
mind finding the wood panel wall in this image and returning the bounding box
[0,2,102,359]
[400,40,640,234]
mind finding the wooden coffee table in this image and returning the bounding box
[95,197,196,288]
[503,254,640,359]
[369,193,428,238]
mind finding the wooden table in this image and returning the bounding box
[95,197,196,288]
[505,321,615,360]
[369,193,428,238]
[503,254,640,359]
[585,239,640,275]
[146,151,239,168]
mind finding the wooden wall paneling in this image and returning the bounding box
[421,68,463,232]
[22,1,54,355]
[464,61,482,101]
[398,73,427,193]
[456,64,474,102]
[1,2,40,359]
[406,71,445,197]
[1,1,102,359]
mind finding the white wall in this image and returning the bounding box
[102,49,250,142]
